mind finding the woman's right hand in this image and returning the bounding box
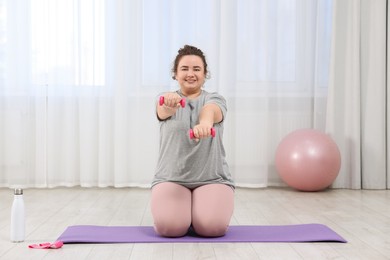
[160,92,183,108]
[157,92,182,120]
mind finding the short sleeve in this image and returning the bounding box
[205,92,227,122]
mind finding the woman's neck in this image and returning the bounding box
[180,88,202,99]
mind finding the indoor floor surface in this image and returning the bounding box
[0,187,389,260]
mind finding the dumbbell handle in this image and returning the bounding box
[189,128,216,139]
[159,96,186,108]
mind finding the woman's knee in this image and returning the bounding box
[191,184,234,237]
[192,218,229,237]
[154,219,190,237]
[151,182,192,237]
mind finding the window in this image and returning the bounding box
[237,0,332,92]
[1,0,332,93]
[30,0,105,87]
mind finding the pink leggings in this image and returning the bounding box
[151,182,234,237]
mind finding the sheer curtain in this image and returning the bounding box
[326,0,389,189]
[0,0,333,188]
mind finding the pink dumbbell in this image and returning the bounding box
[159,96,186,108]
[189,128,216,139]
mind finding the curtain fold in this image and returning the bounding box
[1,0,334,188]
[326,0,388,189]
[388,0,390,189]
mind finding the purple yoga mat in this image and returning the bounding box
[57,224,347,243]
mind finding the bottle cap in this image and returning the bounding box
[14,188,23,195]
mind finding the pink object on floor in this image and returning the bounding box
[189,128,216,139]
[159,96,186,108]
[28,240,63,249]
[275,129,341,191]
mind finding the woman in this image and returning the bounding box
[151,45,235,237]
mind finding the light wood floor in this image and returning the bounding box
[0,187,389,260]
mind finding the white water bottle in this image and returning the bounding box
[10,188,25,242]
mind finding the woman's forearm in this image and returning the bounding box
[190,103,223,141]
[199,103,223,126]
[157,105,178,120]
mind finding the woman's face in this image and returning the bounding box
[175,55,205,96]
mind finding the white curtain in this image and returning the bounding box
[326,0,389,189]
[0,0,333,188]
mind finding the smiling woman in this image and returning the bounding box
[152,45,234,238]
[173,53,206,97]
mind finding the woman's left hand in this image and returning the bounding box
[192,123,213,142]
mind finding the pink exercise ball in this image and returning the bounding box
[275,129,341,191]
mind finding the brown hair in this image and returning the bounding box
[171,45,210,80]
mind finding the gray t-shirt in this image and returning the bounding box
[152,90,235,189]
